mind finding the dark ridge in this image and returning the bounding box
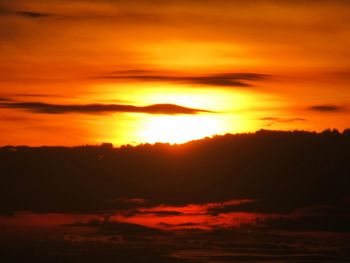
[0,129,349,215]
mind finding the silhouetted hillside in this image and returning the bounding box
[0,129,349,262]
[1,129,349,214]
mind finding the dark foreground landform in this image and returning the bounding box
[0,129,350,262]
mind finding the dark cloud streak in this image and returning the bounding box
[309,104,344,112]
[260,117,307,127]
[13,11,52,18]
[0,9,54,19]
[260,117,307,122]
[99,72,267,87]
[0,101,211,115]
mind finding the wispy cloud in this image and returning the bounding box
[97,71,267,87]
[0,9,54,19]
[106,199,259,231]
[0,4,165,22]
[0,97,13,102]
[0,101,211,115]
[260,117,307,122]
[308,104,344,112]
[260,117,307,127]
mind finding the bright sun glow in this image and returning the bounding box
[138,114,229,144]
[122,86,251,144]
[92,83,281,145]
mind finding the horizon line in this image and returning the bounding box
[1,128,349,149]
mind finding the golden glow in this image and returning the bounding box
[54,83,289,146]
[125,84,252,111]
[138,41,259,70]
[2,1,350,146]
[137,114,227,144]
[95,85,265,145]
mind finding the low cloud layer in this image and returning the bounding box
[0,101,210,115]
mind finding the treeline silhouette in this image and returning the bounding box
[1,129,349,216]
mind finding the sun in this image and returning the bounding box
[138,114,229,144]
[100,84,263,145]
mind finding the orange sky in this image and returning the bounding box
[1,0,350,146]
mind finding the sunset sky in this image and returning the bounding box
[1,2,350,261]
[1,0,350,145]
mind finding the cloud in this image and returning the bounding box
[125,199,253,217]
[260,117,307,127]
[308,104,344,112]
[0,101,210,115]
[67,219,163,236]
[98,71,267,87]
[12,93,63,98]
[0,9,53,19]
[260,117,307,122]
[0,97,12,102]
[107,200,260,231]
[259,204,350,233]
[13,11,52,18]
[0,5,167,24]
